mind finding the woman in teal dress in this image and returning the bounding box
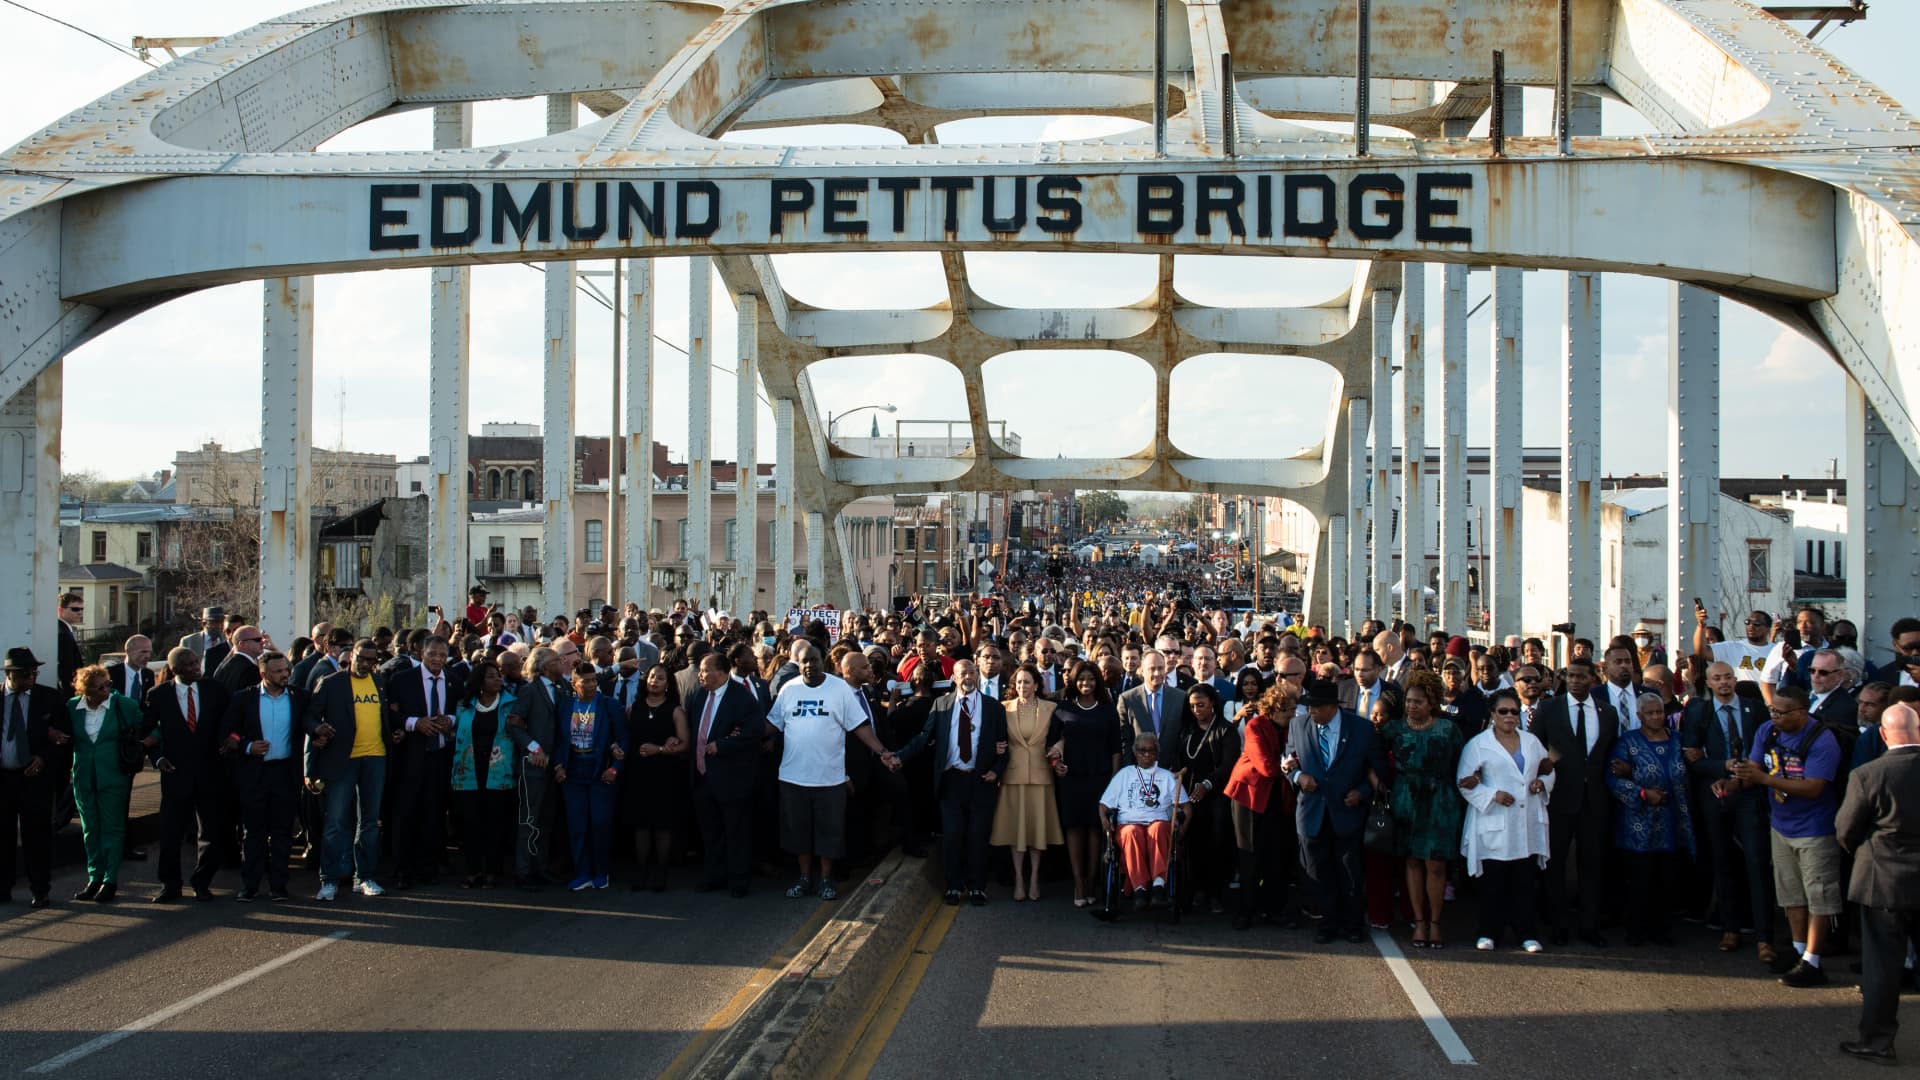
[1607,692,1695,946]
[1385,670,1465,948]
[66,664,145,903]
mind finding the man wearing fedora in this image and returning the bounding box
[1284,678,1382,944]
[1,647,70,907]
[180,607,226,662]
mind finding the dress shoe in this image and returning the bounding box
[195,887,215,902]
[1838,1041,1896,1065]
[74,881,102,901]
[1718,932,1742,952]
[943,889,961,906]
[1578,930,1609,949]
[1149,884,1168,909]
[29,894,50,909]
[1757,942,1780,967]
[270,890,291,902]
[95,883,117,903]
[1551,929,1570,947]
[152,888,182,904]
[236,889,259,903]
[1780,960,1829,988]
[969,890,988,907]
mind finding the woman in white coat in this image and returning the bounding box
[1457,688,1554,953]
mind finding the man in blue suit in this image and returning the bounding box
[895,658,1008,907]
[687,652,766,897]
[1284,680,1380,944]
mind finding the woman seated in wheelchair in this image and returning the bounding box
[1098,732,1191,909]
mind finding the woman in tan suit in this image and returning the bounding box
[991,664,1065,900]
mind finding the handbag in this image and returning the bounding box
[116,727,147,777]
[1363,791,1396,855]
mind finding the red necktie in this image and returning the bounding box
[958,698,974,764]
[185,686,197,734]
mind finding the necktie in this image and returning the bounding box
[697,690,719,776]
[1149,691,1161,737]
[1619,688,1633,732]
[185,685,197,734]
[128,667,138,697]
[1574,699,1586,752]
[958,697,974,765]
[7,693,24,764]
[856,691,874,726]
[1318,721,1335,765]
[1721,704,1738,756]
[429,675,444,749]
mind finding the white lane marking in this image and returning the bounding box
[1371,929,1477,1066]
[26,930,352,1074]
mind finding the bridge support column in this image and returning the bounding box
[1490,264,1524,640]
[1667,284,1719,649]
[541,93,577,617]
[772,397,796,615]
[1846,382,1920,657]
[427,104,472,618]
[1438,263,1469,635]
[1400,264,1427,633]
[734,292,759,613]
[1348,397,1370,637]
[1562,93,1604,642]
[259,277,314,646]
[1325,514,1348,638]
[805,512,826,608]
[0,365,62,669]
[623,260,654,607]
[686,257,713,604]
[1370,289,1395,624]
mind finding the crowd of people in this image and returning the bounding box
[3,573,1918,1063]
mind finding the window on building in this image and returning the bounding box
[1747,541,1770,592]
[1835,540,1843,572]
[410,480,423,494]
[506,471,519,500]
[136,532,152,563]
[488,538,505,574]
[1805,539,1815,574]
[902,527,916,551]
[585,519,604,564]
[108,585,119,622]
[524,470,536,500]
[923,526,937,550]
[519,537,539,569]
[489,470,502,499]
[723,518,737,562]
[91,531,106,562]
[923,562,938,588]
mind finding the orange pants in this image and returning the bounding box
[1118,820,1172,892]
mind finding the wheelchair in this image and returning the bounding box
[1089,803,1186,924]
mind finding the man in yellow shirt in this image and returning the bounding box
[305,638,390,901]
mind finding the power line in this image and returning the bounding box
[0,0,155,67]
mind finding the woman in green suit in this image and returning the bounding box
[67,663,144,902]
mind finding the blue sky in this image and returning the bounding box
[1,1,1903,483]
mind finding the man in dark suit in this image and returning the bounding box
[146,646,231,902]
[1599,642,1655,737]
[687,651,767,897]
[294,628,352,693]
[1117,650,1189,771]
[1682,661,1776,960]
[676,640,713,708]
[1,647,70,907]
[1284,681,1379,944]
[203,611,242,677]
[1532,656,1619,946]
[1836,701,1920,1064]
[224,651,304,901]
[1806,648,1859,731]
[384,635,464,888]
[104,635,155,707]
[729,643,773,716]
[305,639,390,900]
[506,645,573,891]
[1441,659,1490,736]
[895,658,1008,906]
[56,592,84,694]
[210,625,267,693]
[1335,649,1391,721]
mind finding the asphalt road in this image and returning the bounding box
[0,858,821,1080]
[865,886,1907,1079]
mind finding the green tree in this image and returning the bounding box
[1076,490,1129,527]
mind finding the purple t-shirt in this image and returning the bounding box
[1748,720,1841,838]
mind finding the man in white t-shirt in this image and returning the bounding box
[1098,732,1190,910]
[768,644,894,901]
[1695,602,1776,692]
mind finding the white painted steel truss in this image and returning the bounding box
[3,0,1919,653]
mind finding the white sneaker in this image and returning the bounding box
[355,880,386,897]
[1522,940,1545,954]
[1476,937,1496,951]
[315,881,338,902]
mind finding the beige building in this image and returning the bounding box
[174,440,398,508]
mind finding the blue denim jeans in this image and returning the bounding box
[322,756,387,885]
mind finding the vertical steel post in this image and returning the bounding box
[541,93,577,617]
[1355,0,1372,156]
[686,257,713,605]
[427,104,472,619]
[806,512,827,608]
[773,397,796,615]
[1400,264,1427,633]
[0,367,62,668]
[1668,284,1720,645]
[1220,52,1237,159]
[1846,384,1920,656]
[735,293,760,613]
[608,259,622,604]
[1152,0,1167,158]
[1491,266,1524,639]
[1348,397,1370,636]
[1490,51,1507,156]
[1439,262,1469,634]
[1562,94,1603,639]
[623,260,654,607]
[1371,289,1395,622]
[1557,0,1573,155]
[1325,514,1348,638]
[259,277,314,645]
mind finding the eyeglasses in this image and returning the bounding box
[1768,706,1804,716]
[63,605,82,613]
[1809,666,1841,676]
[1516,675,1542,684]
[1492,707,1521,716]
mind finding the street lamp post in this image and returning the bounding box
[827,403,898,442]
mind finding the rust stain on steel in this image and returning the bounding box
[1219,0,1602,80]
[389,22,470,97]
[10,123,117,165]
[905,12,953,55]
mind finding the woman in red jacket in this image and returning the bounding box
[1225,682,1299,930]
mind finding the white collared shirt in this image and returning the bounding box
[946,690,983,771]
[174,679,199,722]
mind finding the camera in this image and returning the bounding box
[1551,621,1576,636]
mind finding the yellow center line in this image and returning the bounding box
[657,904,838,1080]
[827,896,959,1080]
